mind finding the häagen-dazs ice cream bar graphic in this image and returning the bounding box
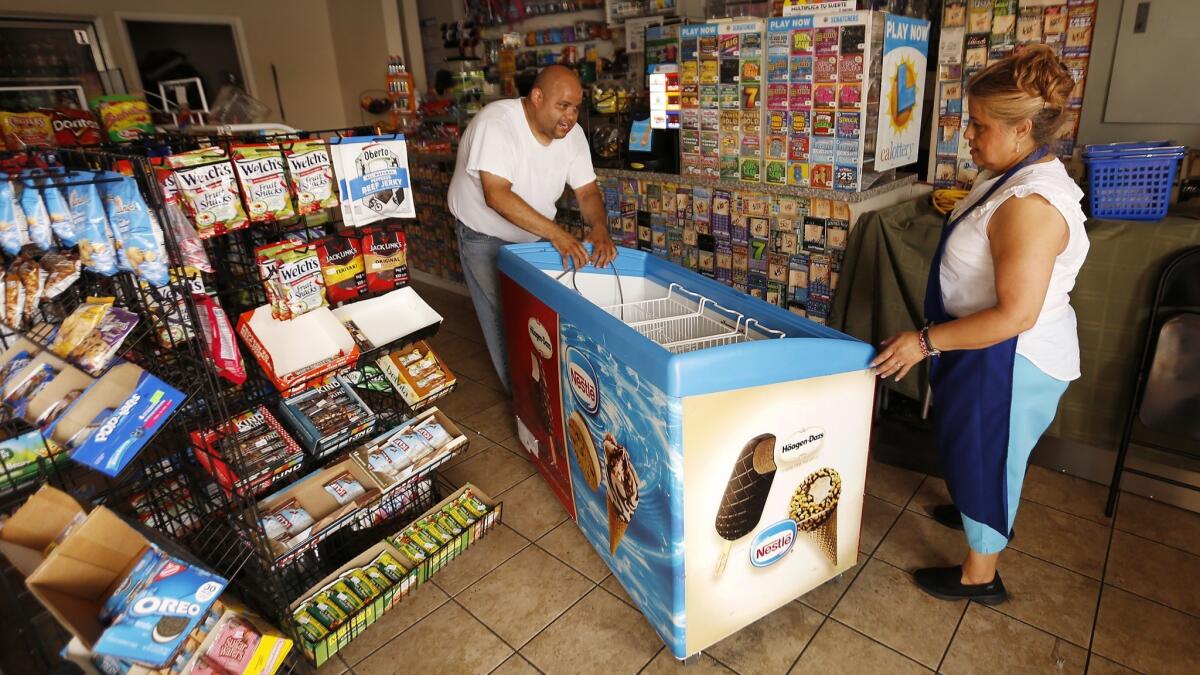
[530,350,560,466]
[604,433,639,554]
[790,467,841,566]
[714,433,778,576]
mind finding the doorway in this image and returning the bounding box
[124,19,248,113]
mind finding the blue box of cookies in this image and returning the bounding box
[93,547,227,666]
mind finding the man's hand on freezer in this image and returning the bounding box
[550,229,590,271]
[586,225,617,268]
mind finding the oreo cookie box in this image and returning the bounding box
[26,507,227,668]
[93,547,227,666]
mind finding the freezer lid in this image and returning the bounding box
[498,244,875,398]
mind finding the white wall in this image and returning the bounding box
[1076,0,1200,147]
[326,0,400,127]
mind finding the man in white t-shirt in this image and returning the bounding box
[448,65,616,391]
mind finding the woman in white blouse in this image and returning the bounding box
[872,45,1089,604]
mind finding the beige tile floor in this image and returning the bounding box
[318,283,1200,675]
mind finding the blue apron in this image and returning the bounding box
[923,147,1048,538]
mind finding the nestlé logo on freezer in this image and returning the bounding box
[527,318,554,359]
[566,348,599,415]
[751,519,797,567]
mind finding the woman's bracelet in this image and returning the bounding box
[919,326,942,358]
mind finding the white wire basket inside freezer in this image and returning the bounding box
[598,282,786,354]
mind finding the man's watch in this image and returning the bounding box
[920,326,942,358]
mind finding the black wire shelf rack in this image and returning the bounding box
[0,130,463,673]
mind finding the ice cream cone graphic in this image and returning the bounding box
[789,467,842,567]
[603,433,639,554]
[714,434,778,577]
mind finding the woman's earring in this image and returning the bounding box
[1014,138,1020,155]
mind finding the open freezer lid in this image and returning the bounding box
[498,244,874,398]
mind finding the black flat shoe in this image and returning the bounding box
[932,504,964,530]
[914,565,1007,605]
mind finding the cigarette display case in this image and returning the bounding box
[498,243,874,658]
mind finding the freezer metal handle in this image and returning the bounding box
[745,318,787,340]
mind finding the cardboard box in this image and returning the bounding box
[236,306,360,396]
[288,482,501,667]
[375,341,457,409]
[397,483,501,578]
[26,361,96,434]
[0,484,86,576]
[349,407,468,491]
[191,406,305,498]
[0,429,67,494]
[66,595,290,675]
[330,286,441,349]
[90,600,223,675]
[3,349,67,417]
[53,362,187,477]
[182,597,293,675]
[25,507,225,667]
[277,376,378,459]
[288,540,419,666]
[253,458,382,561]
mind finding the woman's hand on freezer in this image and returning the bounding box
[551,230,590,271]
[586,225,617,268]
[870,331,925,381]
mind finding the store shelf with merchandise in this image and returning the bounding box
[0,130,485,673]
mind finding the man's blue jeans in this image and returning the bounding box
[455,220,511,391]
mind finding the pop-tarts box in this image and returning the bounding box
[57,362,187,477]
[93,554,227,667]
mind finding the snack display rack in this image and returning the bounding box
[0,130,474,673]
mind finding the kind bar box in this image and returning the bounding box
[375,341,456,408]
[26,507,227,668]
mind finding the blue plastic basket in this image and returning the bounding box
[1083,142,1187,221]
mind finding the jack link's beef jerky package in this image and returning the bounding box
[285,139,339,215]
[232,143,295,223]
[168,147,249,237]
[315,233,365,303]
[361,224,409,293]
[329,135,414,227]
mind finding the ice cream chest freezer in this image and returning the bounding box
[498,244,875,659]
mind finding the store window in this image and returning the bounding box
[124,19,248,113]
[0,18,117,111]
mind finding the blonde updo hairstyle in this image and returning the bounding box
[967,44,1075,148]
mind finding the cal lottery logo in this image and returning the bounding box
[566,348,599,415]
[751,519,797,568]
